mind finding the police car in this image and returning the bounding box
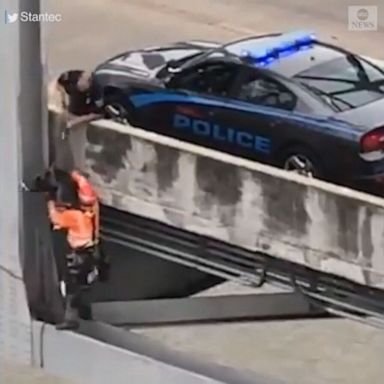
[91,30,384,195]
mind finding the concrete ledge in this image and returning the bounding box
[92,293,325,326]
[48,107,384,289]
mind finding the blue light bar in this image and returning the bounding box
[241,30,317,65]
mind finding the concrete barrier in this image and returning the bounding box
[48,105,384,290]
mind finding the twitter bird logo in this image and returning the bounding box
[5,10,18,24]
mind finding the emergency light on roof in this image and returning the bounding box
[241,30,317,66]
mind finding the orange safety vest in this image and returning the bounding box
[70,170,97,206]
[70,170,100,244]
[47,201,95,250]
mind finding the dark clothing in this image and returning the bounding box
[30,168,80,207]
[67,88,92,116]
[65,247,97,295]
[67,83,104,116]
[57,246,97,329]
[59,70,83,94]
[58,70,104,116]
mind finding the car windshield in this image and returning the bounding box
[155,48,207,78]
[111,47,203,78]
[294,55,384,112]
[153,47,202,62]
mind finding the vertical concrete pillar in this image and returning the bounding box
[0,0,63,364]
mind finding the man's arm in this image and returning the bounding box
[66,81,105,129]
[66,112,103,128]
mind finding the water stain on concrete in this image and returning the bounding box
[85,126,131,184]
[154,144,179,192]
[195,158,242,227]
[361,207,373,266]
[257,173,309,237]
[333,196,359,260]
[195,158,242,206]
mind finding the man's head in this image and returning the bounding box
[57,70,92,94]
[53,169,81,209]
[34,168,80,209]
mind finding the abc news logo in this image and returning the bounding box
[348,6,378,31]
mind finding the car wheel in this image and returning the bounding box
[108,102,129,119]
[280,146,323,178]
[104,89,135,124]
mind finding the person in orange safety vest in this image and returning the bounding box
[27,167,103,330]
[69,170,109,284]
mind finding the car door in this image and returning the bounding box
[135,60,245,152]
[216,67,300,165]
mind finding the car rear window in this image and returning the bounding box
[294,56,384,111]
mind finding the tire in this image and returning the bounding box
[279,145,324,179]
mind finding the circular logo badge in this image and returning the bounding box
[357,8,369,21]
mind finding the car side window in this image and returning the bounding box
[170,63,238,98]
[236,72,297,111]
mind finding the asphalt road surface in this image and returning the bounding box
[45,0,383,75]
[8,1,384,383]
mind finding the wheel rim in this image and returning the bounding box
[109,103,129,122]
[111,103,127,116]
[283,154,315,177]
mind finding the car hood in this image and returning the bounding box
[95,41,219,80]
[95,51,167,80]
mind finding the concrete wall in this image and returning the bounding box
[62,118,384,290]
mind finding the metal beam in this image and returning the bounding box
[91,292,328,326]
